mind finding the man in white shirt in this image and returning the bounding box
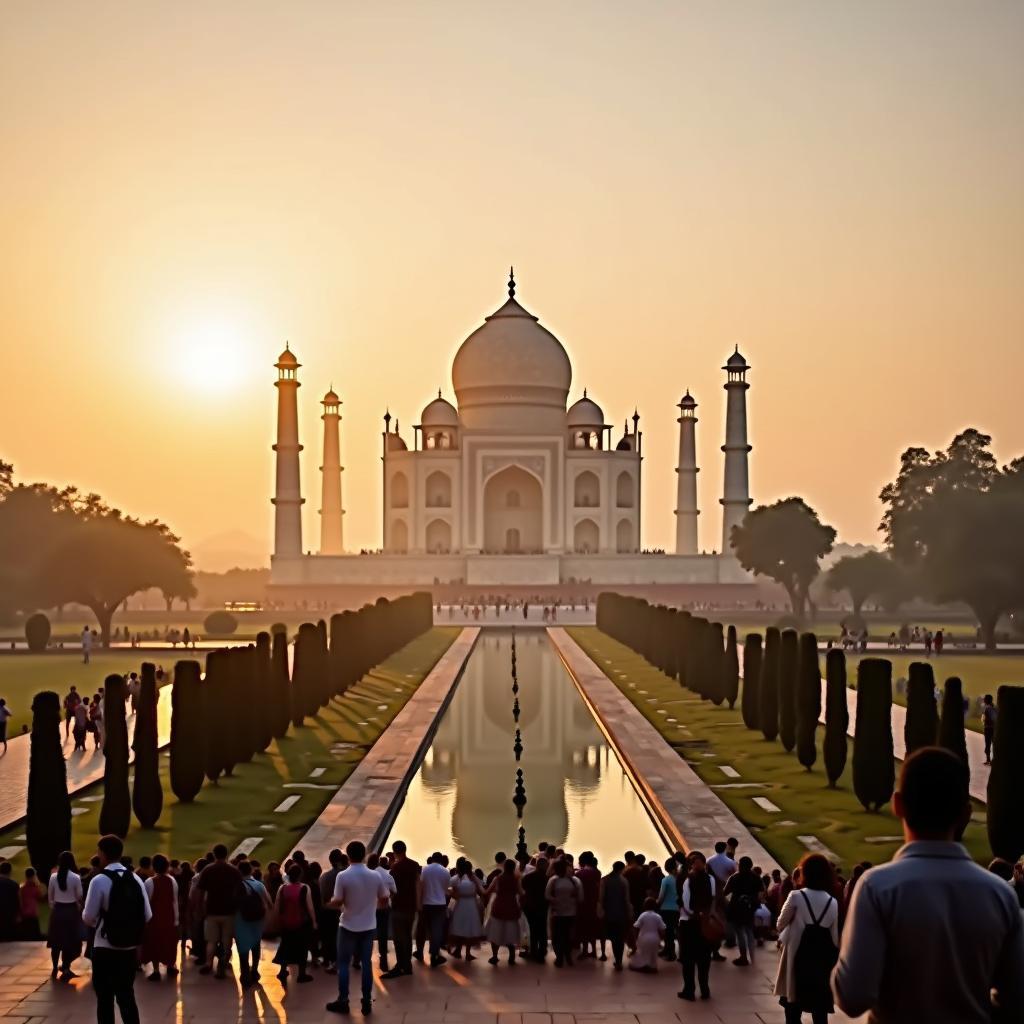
[706,840,737,960]
[419,852,452,968]
[82,835,152,1024]
[325,841,390,1016]
[369,852,397,971]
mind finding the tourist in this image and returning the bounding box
[575,851,601,959]
[723,855,761,967]
[369,851,396,971]
[677,851,716,1002]
[72,697,90,751]
[598,859,632,969]
[982,694,997,765]
[0,697,10,752]
[82,626,92,664]
[833,746,1024,1022]
[707,840,736,959]
[773,853,839,1024]
[447,858,485,960]
[234,860,271,986]
[302,861,324,965]
[272,863,316,985]
[934,628,944,655]
[197,843,242,978]
[326,840,391,1016]
[484,857,523,965]
[19,868,43,940]
[64,686,80,739]
[419,852,451,967]
[545,858,582,967]
[175,861,194,958]
[630,896,665,972]
[142,855,178,981]
[46,851,83,981]
[383,840,419,979]
[318,849,346,972]
[656,856,679,960]
[82,835,152,1024]
[89,694,103,749]
[521,855,549,962]
[0,862,20,941]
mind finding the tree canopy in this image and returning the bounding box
[731,498,836,620]
[825,550,908,617]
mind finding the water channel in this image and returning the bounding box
[386,630,669,868]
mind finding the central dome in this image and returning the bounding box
[452,274,572,431]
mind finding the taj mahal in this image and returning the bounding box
[269,271,753,594]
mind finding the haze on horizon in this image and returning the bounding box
[2,0,1021,568]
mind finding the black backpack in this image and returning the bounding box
[794,892,838,1006]
[100,869,147,947]
[239,880,266,923]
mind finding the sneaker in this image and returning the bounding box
[380,967,405,980]
[732,956,749,967]
[325,999,350,1014]
[412,949,424,962]
[430,955,447,967]
[678,990,695,1001]
[361,998,372,1016]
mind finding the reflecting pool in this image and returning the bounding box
[386,630,669,868]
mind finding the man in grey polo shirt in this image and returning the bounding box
[833,747,1024,1023]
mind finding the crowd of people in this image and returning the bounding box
[0,749,1022,1023]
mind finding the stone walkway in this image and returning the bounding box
[293,628,480,863]
[548,628,781,873]
[0,698,172,832]
[0,938,865,1023]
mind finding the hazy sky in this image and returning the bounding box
[2,1,1022,565]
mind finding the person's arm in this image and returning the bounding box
[991,897,1024,1017]
[831,880,887,1019]
[82,874,105,929]
[544,877,556,904]
[775,891,798,933]
[170,877,179,928]
[139,875,153,923]
[680,878,691,916]
[327,875,345,911]
[303,885,316,921]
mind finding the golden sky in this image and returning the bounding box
[2,1,1022,566]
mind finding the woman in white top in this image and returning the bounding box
[678,852,717,1001]
[629,897,666,971]
[773,854,840,1024]
[47,851,83,981]
[447,860,485,960]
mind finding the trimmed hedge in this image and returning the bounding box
[852,658,895,812]
[25,613,51,652]
[169,661,205,803]
[99,674,131,838]
[987,685,1024,861]
[904,662,938,755]
[131,662,163,829]
[203,610,238,636]
[938,676,969,767]
[723,625,740,710]
[759,627,781,742]
[740,633,762,730]
[823,649,849,788]
[795,632,820,770]
[778,629,798,753]
[26,691,72,875]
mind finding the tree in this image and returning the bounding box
[291,623,319,728]
[707,623,725,705]
[758,627,781,742]
[731,498,836,620]
[987,685,1024,861]
[26,691,71,875]
[270,631,292,740]
[740,633,762,730]
[99,675,131,838]
[169,661,205,803]
[203,650,229,782]
[131,662,163,829]
[852,659,895,812]
[904,662,938,754]
[24,612,50,652]
[254,631,274,753]
[825,551,907,618]
[879,430,1024,650]
[796,632,820,770]
[723,626,740,709]
[938,677,969,767]
[823,649,849,787]
[778,629,799,752]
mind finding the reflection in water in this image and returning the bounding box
[386,630,668,868]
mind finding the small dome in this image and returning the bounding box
[386,433,408,452]
[616,434,632,451]
[276,345,299,368]
[724,346,748,370]
[678,390,696,409]
[566,391,605,427]
[322,388,340,405]
[420,392,459,428]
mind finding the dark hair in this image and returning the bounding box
[899,746,970,835]
[714,841,727,854]
[57,850,76,891]
[612,860,625,873]
[495,851,506,864]
[138,856,152,869]
[98,835,124,862]
[287,864,303,883]
[152,854,169,874]
[239,860,253,878]
[643,896,657,912]
[392,840,406,855]
[329,848,344,866]
[367,853,380,870]
[346,841,366,863]
[0,863,11,876]
[663,857,677,873]
[738,856,753,873]
[798,853,834,891]
[503,858,516,875]
[552,858,568,877]
[213,843,228,860]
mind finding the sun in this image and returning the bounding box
[173,319,251,395]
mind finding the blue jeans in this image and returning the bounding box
[337,927,375,1003]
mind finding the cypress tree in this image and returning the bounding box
[708,623,726,705]
[778,629,798,752]
[684,616,703,696]
[131,662,163,829]
[99,674,131,838]
[237,645,258,761]
[823,649,849,788]
[255,631,274,753]
[904,662,939,755]
[676,611,692,689]
[291,623,318,728]
[270,630,292,739]
[740,633,762,730]
[26,691,71,875]
[795,633,820,770]
[759,627,781,742]
[316,620,331,710]
[938,677,969,767]
[987,685,1024,861]
[852,658,895,812]
[169,660,205,803]
[723,625,740,709]
[203,650,228,783]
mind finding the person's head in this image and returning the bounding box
[552,858,568,877]
[138,855,151,870]
[392,840,407,859]
[24,867,36,881]
[292,850,306,864]
[346,841,366,864]
[213,843,228,862]
[268,861,281,876]
[494,851,506,865]
[634,853,645,866]
[771,869,781,882]
[726,837,739,855]
[57,850,77,877]
[0,862,11,877]
[287,863,303,883]
[611,860,624,874]
[502,858,516,876]
[152,854,169,874]
[737,856,753,874]
[714,841,727,855]
[798,853,834,892]
[328,848,344,868]
[663,857,677,874]
[984,694,993,706]
[894,746,971,841]
[238,860,253,878]
[97,834,124,867]
[430,851,443,866]
[624,850,635,864]
[687,851,707,875]
[988,858,1014,882]
[457,858,473,878]
[643,897,657,912]
[367,853,380,870]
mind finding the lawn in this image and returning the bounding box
[567,627,991,873]
[0,651,171,734]
[0,627,459,877]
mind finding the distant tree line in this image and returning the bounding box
[24,592,433,874]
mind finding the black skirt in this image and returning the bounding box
[47,902,83,959]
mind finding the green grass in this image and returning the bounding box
[568,627,991,872]
[0,651,171,734]
[0,627,459,875]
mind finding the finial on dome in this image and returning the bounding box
[508,266,516,299]
[438,388,442,399]
[383,408,391,426]
[583,388,587,399]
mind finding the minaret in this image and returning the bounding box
[319,387,343,555]
[272,345,304,559]
[674,391,699,554]
[720,346,752,555]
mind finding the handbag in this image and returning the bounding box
[698,907,726,945]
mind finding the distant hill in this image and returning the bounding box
[189,529,268,572]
